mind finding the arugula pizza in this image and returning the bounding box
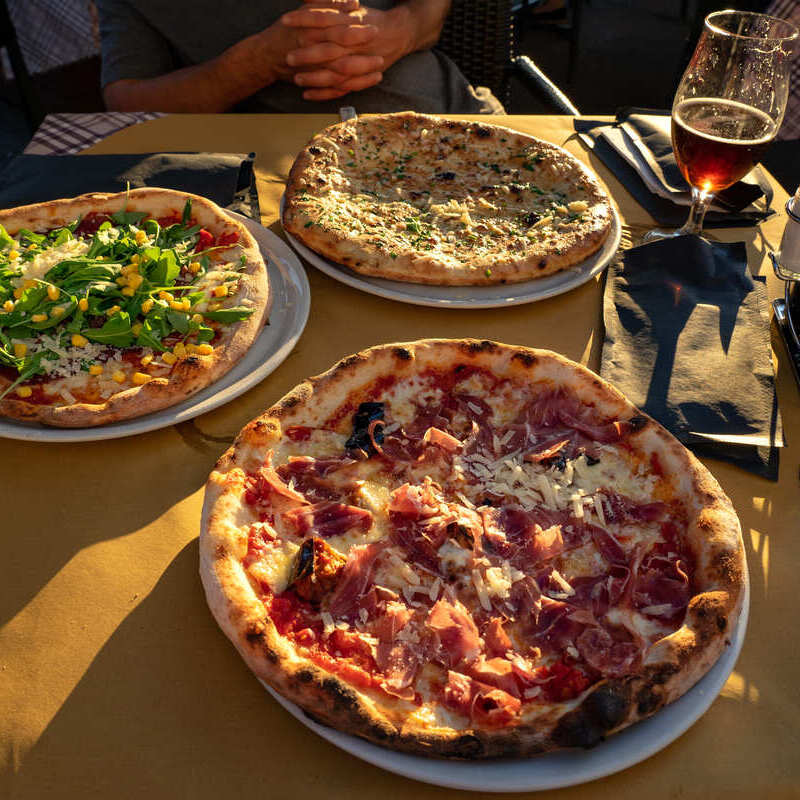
[282,112,613,285]
[200,340,744,758]
[0,188,269,427]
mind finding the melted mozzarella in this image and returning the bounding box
[248,539,300,594]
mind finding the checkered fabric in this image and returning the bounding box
[24,112,165,155]
[6,0,99,76]
[767,0,800,141]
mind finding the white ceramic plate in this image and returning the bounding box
[261,565,749,793]
[0,217,310,442]
[280,195,622,309]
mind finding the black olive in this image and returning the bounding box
[345,401,385,455]
[435,171,456,181]
[522,211,540,227]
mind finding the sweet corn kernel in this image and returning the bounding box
[195,343,213,356]
[191,313,203,324]
[122,287,135,296]
[185,343,197,354]
[78,297,89,311]
[159,291,174,302]
[132,372,152,385]
[188,261,201,273]
[13,288,23,299]
[13,342,26,357]
[2,300,14,311]
[27,243,38,251]
[181,298,191,311]
[140,354,153,366]
[173,342,186,357]
[8,250,19,260]
[31,313,47,322]
[16,386,32,398]
[162,352,177,365]
[135,230,148,244]
[131,322,143,336]
[212,285,227,298]
[130,254,140,264]
[116,276,128,286]
[111,370,126,383]
[141,298,154,313]
[89,364,103,376]
[47,285,59,301]
[169,300,184,311]
[106,305,121,316]
[127,273,143,290]
[208,302,220,311]
[51,306,65,317]
[23,279,36,290]
[71,334,88,347]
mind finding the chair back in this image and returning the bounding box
[437,0,514,109]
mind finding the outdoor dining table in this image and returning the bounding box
[1,114,798,800]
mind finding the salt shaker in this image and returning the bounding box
[776,187,800,280]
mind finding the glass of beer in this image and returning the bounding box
[645,10,797,242]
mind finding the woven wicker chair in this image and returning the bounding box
[437,0,579,115]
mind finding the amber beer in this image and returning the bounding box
[672,98,777,193]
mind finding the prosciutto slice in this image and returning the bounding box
[484,618,512,656]
[467,656,520,697]
[443,671,521,727]
[633,555,690,615]
[576,626,641,677]
[328,542,386,619]
[276,456,357,503]
[245,453,309,506]
[427,596,482,666]
[282,501,372,538]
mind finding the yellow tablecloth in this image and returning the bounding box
[2,115,797,799]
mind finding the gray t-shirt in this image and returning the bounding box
[96,0,491,114]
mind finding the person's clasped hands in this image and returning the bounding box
[270,0,420,101]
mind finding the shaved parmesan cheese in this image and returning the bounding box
[472,569,492,611]
[483,565,513,600]
[12,238,90,286]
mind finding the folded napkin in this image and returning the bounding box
[575,108,774,228]
[601,234,783,480]
[0,152,259,220]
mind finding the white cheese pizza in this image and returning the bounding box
[282,112,613,285]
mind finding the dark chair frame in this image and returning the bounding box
[437,0,580,115]
[0,0,44,132]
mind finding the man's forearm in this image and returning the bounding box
[104,29,280,112]
[400,0,451,54]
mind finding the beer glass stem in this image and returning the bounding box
[678,187,713,235]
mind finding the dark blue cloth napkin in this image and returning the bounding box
[0,152,259,219]
[602,235,783,480]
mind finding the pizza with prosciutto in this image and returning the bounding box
[0,188,269,427]
[200,340,744,758]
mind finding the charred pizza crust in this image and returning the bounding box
[283,113,613,285]
[200,340,744,758]
[0,188,269,427]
